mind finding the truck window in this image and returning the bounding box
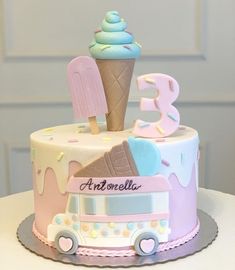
[84,197,96,215]
[68,195,78,213]
[106,195,152,215]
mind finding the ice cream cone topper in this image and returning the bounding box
[89,11,141,131]
[67,56,108,134]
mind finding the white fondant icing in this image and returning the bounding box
[152,192,169,213]
[157,135,199,187]
[32,123,199,255]
[31,124,199,194]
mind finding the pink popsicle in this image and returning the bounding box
[67,56,108,134]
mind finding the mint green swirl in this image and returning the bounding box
[89,11,141,59]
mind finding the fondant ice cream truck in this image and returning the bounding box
[47,138,171,256]
[47,175,171,256]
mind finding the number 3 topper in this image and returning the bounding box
[133,73,180,138]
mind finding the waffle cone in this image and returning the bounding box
[96,59,135,131]
[75,141,138,177]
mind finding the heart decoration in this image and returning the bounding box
[140,238,155,254]
[58,237,73,252]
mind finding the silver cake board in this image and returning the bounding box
[17,210,218,268]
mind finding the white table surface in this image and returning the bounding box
[0,188,235,270]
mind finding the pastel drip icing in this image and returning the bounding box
[31,124,199,195]
[89,11,141,59]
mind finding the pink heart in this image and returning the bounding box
[140,238,155,254]
[58,237,73,252]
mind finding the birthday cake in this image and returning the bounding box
[30,11,200,257]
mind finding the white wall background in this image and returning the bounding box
[0,0,235,196]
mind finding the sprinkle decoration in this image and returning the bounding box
[64,218,71,225]
[144,77,155,85]
[43,130,53,137]
[137,222,144,229]
[127,223,134,230]
[155,138,165,142]
[43,133,53,137]
[89,42,96,48]
[90,230,98,238]
[135,41,142,48]
[169,80,174,91]
[162,159,170,167]
[78,125,86,128]
[108,222,115,228]
[77,125,86,133]
[156,125,165,135]
[160,219,167,227]
[114,229,120,235]
[44,128,54,132]
[123,45,132,51]
[94,223,100,230]
[179,126,186,130]
[101,230,108,237]
[57,152,64,161]
[138,122,150,128]
[103,137,112,141]
[167,113,177,122]
[123,230,130,237]
[55,216,62,225]
[95,29,102,33]
[68,139,79,143]
[125,30,133,35]
[82,224,89,232]
[151,220,158,228]
[158,226,165,234]
[73,223,80,231]
[101,45,111,51]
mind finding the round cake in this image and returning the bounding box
[31,124,199,256]
[29,10,200,258]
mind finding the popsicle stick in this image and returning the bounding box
[89,116,100,134]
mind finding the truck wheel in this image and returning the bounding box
[134,232,159,256]
[55,230,79,254]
